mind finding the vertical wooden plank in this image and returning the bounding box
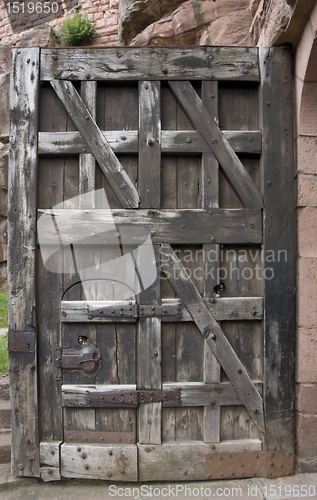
[8,47,40,476]
[138,245,161,444]
[202,81,219,209]
[260,47,295,451]
[79,81,97,205]
[139,81,161,208]
[203,243,221,443]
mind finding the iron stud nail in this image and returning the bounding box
[237,369,242,374]
[153,351,158,357]
[211,334,216,340]
[84,465,89,470]
[81,453,87,459]
[50,450,55,455]
[99,310,103,313]
[120,183,125,189]
[77,447,81,452]
[111,396,114,399]
[85,115,89,120]
[121,135,126,140]
[148,139,153,145]
[86,74,91,79]
[120,312,123,316]
[186,137,192,143]
[162,68,168,73]
[111,309,114,313]
[121,399,124,402]
[52,54,58,61]
[210,237,216,243]
[164,394,167,397]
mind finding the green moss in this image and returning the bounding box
[0,293,8,329]
[61,12,98,46]
[0,334,8,375]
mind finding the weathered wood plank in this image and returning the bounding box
[139,81,161,208]
[61,382,262,408]
[168,81,263,209]
[40,467,61,482]
[41,47,259,82]
[8,47,40,477]
[161,244,265,433]
[60,297,263,322]
[37,208,262,245]
[202,81,219,209]
[61,444,138,481]
[260,47,295,451]
[138,245,161,444]
[40,441,62,467]
[50,79,139,208]
[138,440,262,481]
[203,242,221,443]
[79,81,96,205]
[38,130,261,155]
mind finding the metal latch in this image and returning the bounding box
[88,304,182,320]
[86,389,181,407]
[55,343,102,380]
[8,329,35,353]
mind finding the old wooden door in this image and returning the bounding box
[9,47,295,481]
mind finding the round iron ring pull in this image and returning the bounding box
[79,344,102,377]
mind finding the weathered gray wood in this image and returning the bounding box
[61,382,261,408]
[41,47,259,82]
[50,79,139,208]
[38,129,261,155]
[79,81,96,206]
[37,208,263,245]
[60,297,263,322]
[40,467,61,482]
[161,244,265,433]
[139,81,161,208]
[138,440,262,481]
[202,81,219,209]
[168,81,263,209]
[8,47,40,477]
[138,245,161,444]
[260,47,295,451]
[40,441,62,467]
[61,444,138,480]
[203,242,221,443]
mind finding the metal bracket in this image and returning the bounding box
[88,304,182,320]
[8,329,35,353]
[55,344,102,380]
[86,389,181,407]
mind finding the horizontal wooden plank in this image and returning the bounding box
[40,441,62,467]
[61,297,263,322]
[64,431,135,444]
[41,47,259,82]
[37,208,262,245]
[61,443,138,481]
[138,440,262,481]
[38,130,261,155]
[62,382,262,408]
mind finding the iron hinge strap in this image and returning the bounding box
[87,304,182,320]
[86,389,181,406]
[8,329,35,353]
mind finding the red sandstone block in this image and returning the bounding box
[297,135,317,174]
[298,173,317,207]
[297,207,317,258]
[296,413,317,460]
[296,328,317,383]
[296,383,317,413]
[93,12,104,21]
[297,258,317,329]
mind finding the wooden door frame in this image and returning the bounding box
[8,46,295,478]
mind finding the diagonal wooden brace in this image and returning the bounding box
[50,79,140,209]
[160,243,265,434]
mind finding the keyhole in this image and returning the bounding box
[214,282,225,296]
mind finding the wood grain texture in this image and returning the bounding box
[138,440,262,481]
[41,47,259,82]
[38,129,261,155]
[260,47,295,451]
[161,244,265,434]
[61,443,138,480]
[79,81,96,205]
[168,81,263,209]
[50,79,139,208]
[37,208,262,245]
[8,47,40,477]
[202,81,219,209]
[139,81,161,208]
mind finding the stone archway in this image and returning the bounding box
[295,2,317,473]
